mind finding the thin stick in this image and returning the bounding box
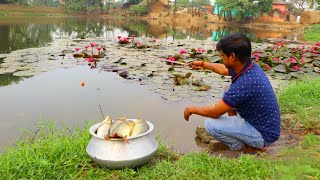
[165,60,189,66]
[99,104,105,120]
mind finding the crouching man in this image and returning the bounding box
[184,33,280,154]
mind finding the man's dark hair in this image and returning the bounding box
[216,33,252,63]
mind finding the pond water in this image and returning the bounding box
[0,17,306,153]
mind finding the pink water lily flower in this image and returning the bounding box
[88,57,94,63]
[316,42,320,46]
[97,47,101,53]
[273,57,279,62]
[266,65,271,70]
[90,42,95,47]
[117,36,122,39]
[85,45,89,50]
[75,48,80,53]
[168,57,175,61]
[293,66,299,71]
[136,42,141,46]
[179,49,187,54]
[289,57,297,64]
[168,57,175,65]
[300,59,305,63]
[153,38,157,43]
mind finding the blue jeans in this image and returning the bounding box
[204,115,266,150]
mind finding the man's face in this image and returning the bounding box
[219,51,235,69]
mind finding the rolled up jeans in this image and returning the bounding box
[204,116,266,150]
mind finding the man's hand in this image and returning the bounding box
[189,61,204,70]
[184,107,193,121]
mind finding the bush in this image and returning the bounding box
[129,5,148,16]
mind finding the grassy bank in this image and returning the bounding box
[0,78,320,179]
[304,24,320,42]
[0,4,65,17]
[277,77,320,129]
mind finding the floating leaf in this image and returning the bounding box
[313,60,320,67]
[184,72,192,78]
[168,67,175,72]
[199,85,211,91]
[274,64,287,73]
[314,67,320,73]
[273,73,292,80]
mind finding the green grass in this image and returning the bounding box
[277,77,320,129]
[304,24,320,42]
[0,120,319,179]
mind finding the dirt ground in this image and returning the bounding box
[194,125,320,158]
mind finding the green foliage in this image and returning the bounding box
[304,24,320,42]
[275,135,320,179]
[129,5,148,16]
[215,0,272,22]
[177,0,191,7]
[65,0,86,13]
[277,77,320,129]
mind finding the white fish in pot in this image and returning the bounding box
[96,116,112,137]
[107,120,136,144]
[131,118,149,137]
[108,117,126,136]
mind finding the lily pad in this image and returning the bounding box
[273,64,287,73]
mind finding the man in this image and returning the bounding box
[184,33,280,154]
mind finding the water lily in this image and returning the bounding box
[293,65,300,71]
[85,45,89,50]
[168,57,175,61]
[300,59,305,63]
[117,36,122,39]
[289,57,297,64]
[153,38,157,43]
[88,57,94,63]
[179,49,186,54]
[273,57,279,62]
[316,42,320,46]
[168,57,175,65]
[75,48,80,53]
[266,65,271,70]
[90,42,95,47]
[97,47,102,54]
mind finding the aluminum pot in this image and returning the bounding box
[86,120,158,169]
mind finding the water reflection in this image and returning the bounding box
[0,17,304,54]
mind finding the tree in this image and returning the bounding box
[307,0,320,9]
[289,0,309,12]
[215,0,273,22]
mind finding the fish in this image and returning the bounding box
[108,117,126,136]
[131,119,149,137]
[96,116,112,137]
[108,120,136,144]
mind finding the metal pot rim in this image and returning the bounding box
[89,119,154,140]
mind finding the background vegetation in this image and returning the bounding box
[304,24,320,42]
